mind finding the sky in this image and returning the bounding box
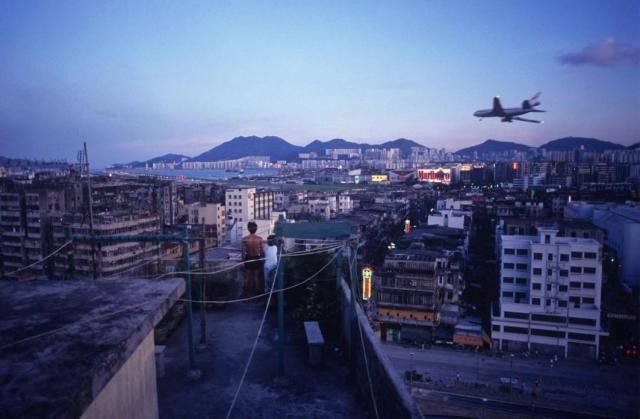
[1,0,639,168]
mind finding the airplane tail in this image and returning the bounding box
[522,92,542,110]
[492,97,504,114]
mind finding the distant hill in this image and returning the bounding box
[378,138,425,157]
[538,137,625,152]
[303,138,362,154]
[190,136,301,162]
[628,142,640,150]
[146,154,190,164]
[456,139,531,156]
[303,137,424,158]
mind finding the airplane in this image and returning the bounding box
[474,92,545,123]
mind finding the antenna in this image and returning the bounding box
[83,142,98,279]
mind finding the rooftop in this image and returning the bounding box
[157,299,366,418]
[0,278,184,418]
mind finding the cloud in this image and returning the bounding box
[557,37,640,66]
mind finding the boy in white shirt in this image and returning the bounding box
[263,235,278,293]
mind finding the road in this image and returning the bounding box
[382,342,639,417]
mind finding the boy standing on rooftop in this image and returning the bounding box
[242,221,264,299]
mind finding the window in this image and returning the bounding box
[584,252,596,259]
[533,268,542,275]
[504,326,528,334]
[569,317,596,326]
[560,254,569,261]
[516,263,528,271]
[504,311,528,319]
[517,249,528,256]
[504,248,515,255]
[583,267,596,274]
[547,269,553,276]
[546,299,551,306]
[502,291,514,298]
[515,277,527,285]
[582,297,595,304]
[560,269,568,277]
[583,282,595,290]
[531,329,565,338]
[548,254,553,261]
[533,252,543,260]
[503,263,514,269]
[559,285,568,292]
[569,296,580,304]
[532,283,541,290]
[570,266,582,274]
[503,277,514,284]
[532,314,565,323]
[546,284,552,291]
[492,325,501,332]
[568,332,595,342]
[545,235,550,244]
[571,251,582,259]
[515,292,527,300]
[583,232,589,239]
[558,300,567,308]
[570,281,581,288]
[532,298,541,305]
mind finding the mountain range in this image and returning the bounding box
[133,135,631,165]
[454,137,627,156]
[188,136,424,162]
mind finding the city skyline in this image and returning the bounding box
[1,1,639,167]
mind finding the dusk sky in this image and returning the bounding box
[1,1,639,168]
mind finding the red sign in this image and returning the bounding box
[362,267,372,300]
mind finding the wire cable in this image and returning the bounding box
[179,247,342,305]
[4,240,73,276]
[225,246,281,419]
[155,244,343,279]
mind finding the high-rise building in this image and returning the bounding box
[491,228,607,359]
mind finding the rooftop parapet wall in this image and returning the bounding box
[340,278,423,419]
[0,278,184,419]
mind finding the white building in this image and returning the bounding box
[427,209,466,230]
[491,228,607,359]
[565,201,640,287]
[225,188,255,242]
[184,203,225,245]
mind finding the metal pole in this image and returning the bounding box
[83,142,97,280]
[277,241,285,376]
[183,240,196,369]
[65,228,75,280]
[199,237,207,346]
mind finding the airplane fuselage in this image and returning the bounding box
[473,107,532,118]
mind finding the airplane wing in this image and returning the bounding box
[513,116,542,123]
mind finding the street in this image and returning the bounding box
[382,342,639,418]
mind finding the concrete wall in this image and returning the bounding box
[340,279,423,419]
[80,331,158,419]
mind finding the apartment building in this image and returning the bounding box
[376,249,464,342]
[1,189,69,278]
[59,212,161,279]
[565,201,640,287]
[254,190,274,220]
[225,188,255,230]
[491,228,607,359]
[184,202,225,246]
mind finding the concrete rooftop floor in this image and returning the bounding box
[157,299,369,419]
